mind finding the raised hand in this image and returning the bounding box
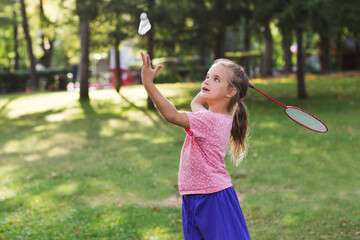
[140,52,163,85]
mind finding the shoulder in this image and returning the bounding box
[186,108,214,121]
[187,109,232,128]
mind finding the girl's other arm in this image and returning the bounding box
[141,52,189,129]
[191,92,207,112]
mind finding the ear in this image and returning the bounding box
[226,87,237,98]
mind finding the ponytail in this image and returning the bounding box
[211,58,249,166]
[229,101,249,166]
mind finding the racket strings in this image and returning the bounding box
[285,107,327,132]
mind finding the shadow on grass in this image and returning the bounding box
[79,99,101,140]
[0,95,19,114]
[118,91,181,136]
[2,77,359,239]
[0,105,184,238]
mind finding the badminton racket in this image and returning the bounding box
[248,82,328,133]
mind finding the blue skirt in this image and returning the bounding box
[182,187,251,240]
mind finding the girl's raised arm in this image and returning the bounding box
[141,52,189,129]
[191,92,207,112]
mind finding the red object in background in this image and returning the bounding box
[109,68,136,87]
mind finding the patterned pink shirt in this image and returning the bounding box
[178,109,233,195]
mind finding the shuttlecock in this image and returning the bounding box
[138,12,151,35]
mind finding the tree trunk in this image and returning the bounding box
[243,6,251,72]
[320,34,330,73]
[243,8,251,52]
[20,0,37,90]
[43,39,54,67]
[79,21,90,101]
[39,0,44,17]
[115,38,122,92]
[39,0,54,68]
[336,33,342,70]
[214,0,225,59]
[147,0,155,110]
[356,34,360,70]
[39,32,54,68]
[280,23,292,74]
[262,20,273,77]
[214,27,226,59]
[13,9,19,71]
[296,21,308,99]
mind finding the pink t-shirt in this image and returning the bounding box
[178,109,233,195]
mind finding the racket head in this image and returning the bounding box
[284,106,328,133]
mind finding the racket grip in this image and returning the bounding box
[248,82,255,88]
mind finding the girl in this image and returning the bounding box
[141,52,251,240]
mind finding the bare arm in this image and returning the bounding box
[191,92,207,112]
[141,52,189,129]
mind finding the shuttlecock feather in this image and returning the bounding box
[138,12,151,35]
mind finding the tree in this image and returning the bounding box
[308,0,342,73]
[98,0,139,92]
[279,0,310,99]
[277,1,295,74]
[187,0,242,59]
[242,0,253,71]
[253,0,282,77]
[340,0,360,69]
[38,0,56,68]
[296,19,308,99]
[146,0,156,109]
[279,22,292,74]
[20,0,37,90]
[75,0,99,101]
[13,5,20,70]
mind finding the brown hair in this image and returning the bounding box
[212,59,249,166]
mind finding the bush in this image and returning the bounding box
[155,66,183,84]
[38,69,70,91]
[0,69,70,93]
[151,57,208,83]
[0,71,28,94]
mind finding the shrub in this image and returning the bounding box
[0,69,70,93]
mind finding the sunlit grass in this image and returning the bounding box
[1,73,360,239]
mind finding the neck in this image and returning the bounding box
[208,101,230,115]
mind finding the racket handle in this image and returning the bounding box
[248,82,255,88]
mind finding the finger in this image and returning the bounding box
[146,54,151,67]
[154,65,163,74]
[140,52,146,66]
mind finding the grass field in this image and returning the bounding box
[1,73,360,239]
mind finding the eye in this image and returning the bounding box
[214,78,220,82]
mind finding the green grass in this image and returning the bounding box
[1,74,360,239]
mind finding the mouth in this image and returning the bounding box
[202,86,210,92]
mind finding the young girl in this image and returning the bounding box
[141,52,251,240]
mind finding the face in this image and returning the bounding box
[201,64,236,104]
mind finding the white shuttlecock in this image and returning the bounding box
[138,12,151,35]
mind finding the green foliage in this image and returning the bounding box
[51,41,69,68]
[154,67,183,84]
[271,22,285,70]
[152,57,208,83]
[0,69,70,93]
[75,0,100,22]
[0,0,360,74]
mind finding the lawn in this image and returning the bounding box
[0,73,359,239]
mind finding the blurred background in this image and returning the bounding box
[0,0,359,100]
